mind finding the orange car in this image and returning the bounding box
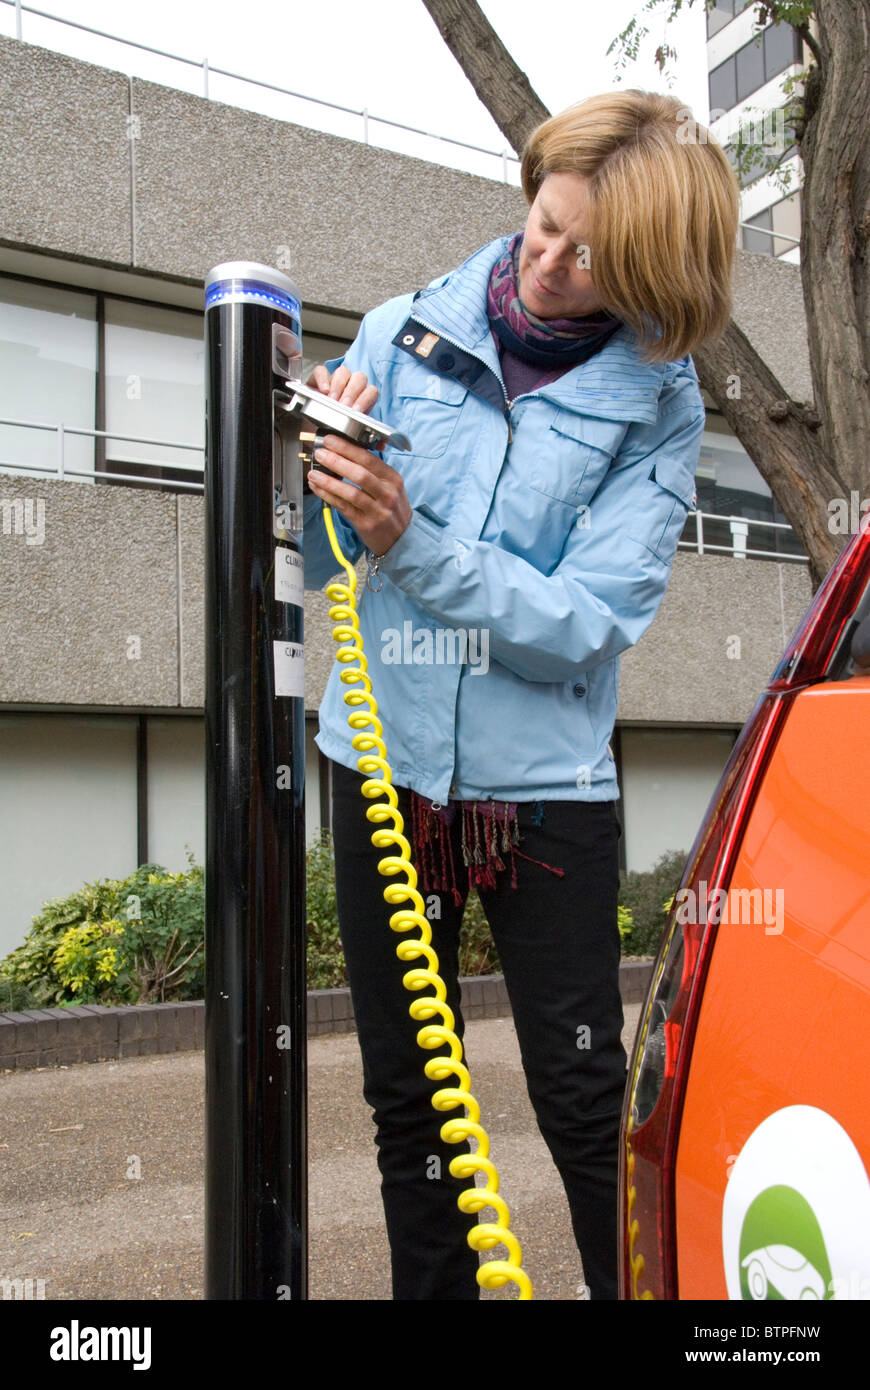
[620,519,870,1302]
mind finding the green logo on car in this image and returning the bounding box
[738,1185,833,1300]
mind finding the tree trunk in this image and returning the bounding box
[797,2,870,536]
[692,321,839,588]
[420,0,549,155]
[421,0,870,593]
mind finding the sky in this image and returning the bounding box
[0,0,711,183]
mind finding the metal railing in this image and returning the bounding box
[0,0,521,183]
[677,511,806,562]
[0,414,809,561]
[0,417,204,492]
[738,220,800,249]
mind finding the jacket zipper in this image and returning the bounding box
[409,313,516,443]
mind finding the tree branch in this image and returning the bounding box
[420,0,551,154]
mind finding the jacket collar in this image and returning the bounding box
[408,235,669,425]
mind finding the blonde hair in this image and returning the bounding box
[521,90,740,363]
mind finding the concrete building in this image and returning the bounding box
[707,2,808,263]
[0,33,815,956]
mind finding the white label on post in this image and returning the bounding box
[274,641,305,698]
[275,546,304,606]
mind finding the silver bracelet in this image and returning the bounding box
[365,548,385,592]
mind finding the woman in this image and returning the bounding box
[302,89,739,1299]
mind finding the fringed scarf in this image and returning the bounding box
[409,795,566,904]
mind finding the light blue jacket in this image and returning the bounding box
[303,234,703,803]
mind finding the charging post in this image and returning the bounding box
[203,262,307,1300]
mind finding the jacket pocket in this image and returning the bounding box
[650,452,696,505]
[391,368,468,460]
[527,411,629,508]
[625,452,696,561]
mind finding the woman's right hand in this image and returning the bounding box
[306,363,379,415]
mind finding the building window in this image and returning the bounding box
[764,19,803,81]
[0,278,97,482]
[736,32,766,103]
[0,713,139,959]
[742,190,802,257]
[743,205,774,253]
[709,22,804,114]
[102,299,205,489]
[0,275,354,493]
[724,118,798,190]
[0,709,332,957]
[710,54,738,112]
[706,0,755,40]
[101,310,351,490]
[618,727,738,874]
[301,334,352,383]
[681,414,806,560]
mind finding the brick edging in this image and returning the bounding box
[0,961,653,1071]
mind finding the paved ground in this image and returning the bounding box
[0,1006,641,1301]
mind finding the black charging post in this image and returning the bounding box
[203,262,307,1300]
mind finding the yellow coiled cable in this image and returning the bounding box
[321,503,533,1300]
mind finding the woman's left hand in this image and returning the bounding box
[307,434,412,556]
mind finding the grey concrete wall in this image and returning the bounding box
[0,34,528,315]
[176,495,204,710]
[0,475,812,723]
[175,492,355,712]
[0,31,814,417]
[0,477,357,713]
[731,251,813,406]
[0,478,179,707]
[130,79,529,314]
[0,40,131,268]
[618,550,812,724]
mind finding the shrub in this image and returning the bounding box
[1,839,683,1006]
[117,862,205,1002]
[306,828,502,984]
[458,890,500,977]
[0,858,205,1007]
[1,873,128,1007]
[305,830,345,989]
[618,849,687,958]
[0,976,39,1012]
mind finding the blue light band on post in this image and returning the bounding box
[206,278,302,318]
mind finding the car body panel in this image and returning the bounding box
[674,677,870,1298]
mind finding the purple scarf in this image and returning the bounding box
[486,230,622,370]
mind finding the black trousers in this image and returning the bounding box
[330,757,627,1300]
